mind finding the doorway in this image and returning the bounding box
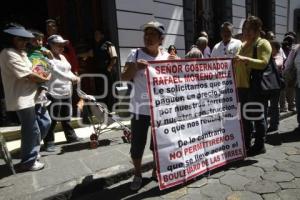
[0,0,48,31]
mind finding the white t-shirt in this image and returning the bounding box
[126,48,169,115]
[47,54,76,98]
[211,38,242,58]
[203,46,211,58]
[0,48,37,111]
[279,47,286,60]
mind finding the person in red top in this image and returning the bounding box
[45,19,79,75]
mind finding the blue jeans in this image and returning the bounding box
[16,106,41,167]
[16,105,51,167]
[35,104,51,143]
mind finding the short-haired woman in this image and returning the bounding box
[121,21,176,190]
[234,16,272,156]
[43,35,81,152]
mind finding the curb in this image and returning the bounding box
[28,162,154,200]
[38,111,297,200]
[0,115,112,142]
[1,111,295,142]
[0,118,82,142]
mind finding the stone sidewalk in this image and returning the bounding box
[0,120,154,200]
[67,114,300,200]
[0,111,298,200]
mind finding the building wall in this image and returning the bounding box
[275,0,289,42]
[232,0,290,41]
[115,0,185,66]
[232,0,246,35]
[289,0,300,40]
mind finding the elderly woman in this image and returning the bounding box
[43,35,81,152]
[185,45,203,58]
[234,16,272,156]
[0,25,51,171]
[196,36,210,58]
[121,21,175,190]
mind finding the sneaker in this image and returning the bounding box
[37,153,41,160]
[21,161,45,171]
[130,176,143,191]
[29,161,45,171]
[45,143,56,152]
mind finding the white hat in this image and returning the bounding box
[3,26,34,38]
[141,21,165,35]
[47,35,69,44]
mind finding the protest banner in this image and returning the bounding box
[146,58,245,190]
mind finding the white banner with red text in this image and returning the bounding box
[146,58,245,190]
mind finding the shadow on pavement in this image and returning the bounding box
[266,130,300,146]
[70,175,107,199]
[0,163,14,179]
[69,177,178,200]
[58,139,111,155]
[68,159,257,200]
[280,130,300,143]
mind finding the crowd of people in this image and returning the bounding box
[0,19,117,171]
[0,15,299,191]
[121,17,299,190]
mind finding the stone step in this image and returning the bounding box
[0,110,295,142]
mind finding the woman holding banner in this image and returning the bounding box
[233,16,272,156]
[121,21,176,191]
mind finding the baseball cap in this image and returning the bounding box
[47,35,69,44]
[141,20,165,35]
[3,25,34,38]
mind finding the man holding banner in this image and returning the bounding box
[121,20,176,191]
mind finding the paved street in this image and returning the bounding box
[0,113,300,200]
[72,115,300,200]
[0,121,153,200]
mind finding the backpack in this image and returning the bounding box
[100,41,117,68]
[249,40,285,95]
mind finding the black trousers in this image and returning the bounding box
[94,69,117,111]
[238,88,267,149]
[264,90,280,130]
[43,96,77,144]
